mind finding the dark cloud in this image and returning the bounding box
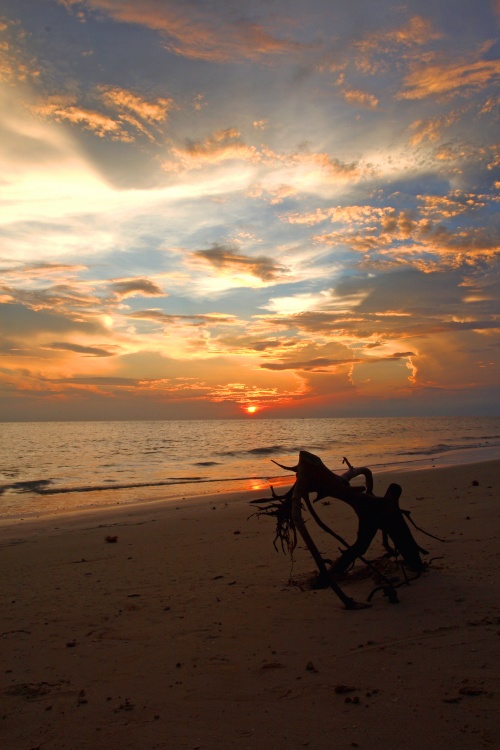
[0,261,86,277]
[43,342,116,357]
[107,278,165,299]
[261,352,414,371]
[127,309,234,325]
[193,243,287,281]
[1,284,99,311]
[0,303,105,337]
[261,356,351,371]
[52,377,139,385]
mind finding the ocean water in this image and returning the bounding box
[0,417,498,520]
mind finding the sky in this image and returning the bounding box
[0,0,499,421]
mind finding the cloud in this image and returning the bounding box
[127,309,236,326]
[261,356,353,372]
[407,111,460,146]
[163,129,260,172]
[399,58,500,100]
[417,191,487,219]
[354,15,442,74]
[31,86,174,144]
[0,261,87,279]
[340,87,379,109]
[32,97,134,141]
[207,381,300,405]
[210,332,298,356]
[62,0,306,64]
[281,207,334,226]
[43,341,116,357]
[106,278,165,300]
[253,264,500,352]
[261,146,363,180]
[309,196,499,268]
[0,283,101,312]
[260,352,415,372]
[52,376,139,385]
[248,183,299,205]
[100,87,174,124]
[0,17,40,84]
[358,15,440,53]
[0,302,106,338]
[192,243,287,282]
[161,128,365,188]
[381,15,440,46]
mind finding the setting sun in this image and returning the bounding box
[246,406,257,414]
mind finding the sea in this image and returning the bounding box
[0,417,498,520]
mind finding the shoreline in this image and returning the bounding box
[1,450,498,528]
[0,458,498,534]
[1,459,499,749]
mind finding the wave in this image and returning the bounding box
[0,479,53,495]
[216,443,326,458]
[399,439,497,457]
[2,446,488,498]
[0,474,289,497]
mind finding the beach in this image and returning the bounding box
[1,460,499,749]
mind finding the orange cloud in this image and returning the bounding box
[0,18,40,83]
[261,146,362,179]
[340,87,379,109]
[299,196,498,269]
[417,191,487,219]
[161,129,365,185]
[382,15,440,46]
[32,85,174,143]
[62,0,304,63]
[32,97,134,141]
[407,111,460,146]
[163,129,260,172]
[399,58,500,100]
[208,382,294,405]
[354,15,441,74]
[0,262,87,280]
[281,207,334,226]
[248,183,299,204]
[100,87,174,124]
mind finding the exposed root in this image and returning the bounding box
[250,451,443,608]
[249,485,297,554]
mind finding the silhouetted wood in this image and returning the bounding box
[250,450,426,609]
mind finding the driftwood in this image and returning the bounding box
[250,451,430,610]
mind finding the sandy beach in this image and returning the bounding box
[1,460,499,750]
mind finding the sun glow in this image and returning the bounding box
[246,405,257,414]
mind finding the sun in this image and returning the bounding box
[246,405,257,414]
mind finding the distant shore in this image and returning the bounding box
[1,459,499,749]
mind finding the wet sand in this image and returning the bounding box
[1,460,499,749]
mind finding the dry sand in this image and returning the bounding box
[1,460,499,750]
